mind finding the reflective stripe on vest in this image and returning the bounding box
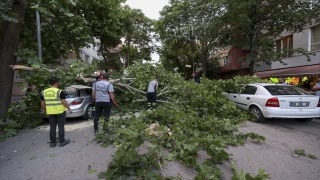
[43,88,65,115]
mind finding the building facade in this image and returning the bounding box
[216,47,250,79]
[254,23,320,91]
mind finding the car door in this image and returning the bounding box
[237,85,257,110]
[224,88,240,106]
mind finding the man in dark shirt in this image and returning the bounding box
[41,77,72,148]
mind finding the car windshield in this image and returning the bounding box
[264,85,312,95]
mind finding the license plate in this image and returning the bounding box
[290,102,309,107]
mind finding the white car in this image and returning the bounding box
[223,83,320,122]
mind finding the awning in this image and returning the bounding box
[254,64,320,77]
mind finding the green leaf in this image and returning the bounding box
[88,169,97,174]
[29,156,37,160]
[65,12,74,17]
[308,154,318,160]
[294,149,306,156]
[49,154,57,158]
[118,129,139,137]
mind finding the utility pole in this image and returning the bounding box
[36,9,42,60]
[191,34,195,81]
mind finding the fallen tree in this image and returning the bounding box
[9,64,168,97]
[3,62,269,179]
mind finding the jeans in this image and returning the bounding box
[48,112,66,143]
[94,102,113,131]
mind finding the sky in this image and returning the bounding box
[124,0,170,61]
[124,0,169,20]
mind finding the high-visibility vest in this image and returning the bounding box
[42,88,66,115]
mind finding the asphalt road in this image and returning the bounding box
[218,118,320,180]
[0,117,320,180]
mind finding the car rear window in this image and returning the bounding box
[263,85,312,95]
[65,90,79,98]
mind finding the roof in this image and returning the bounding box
[255,64,320,77]
[65,85,92,91]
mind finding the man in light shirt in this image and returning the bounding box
[92,74,118,133]
[147,78,158,109]
[312,76,320,96]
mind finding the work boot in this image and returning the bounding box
[94,129,98,134]
[50,143,56,148]
[60,139,70,147]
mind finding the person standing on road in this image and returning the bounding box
[41,77,72,148]
[312,76,320,96]
[147,78,158,109]
[92,74,118,133]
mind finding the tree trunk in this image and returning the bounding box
[201,45,207,77]
[0,0,27,119]
[127,38,130,67]
[249,34,255,76]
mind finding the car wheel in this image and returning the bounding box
[82,105,93,120]
[295,118,313,123]
[249,106,266,123]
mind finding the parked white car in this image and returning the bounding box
[223,83,320,122]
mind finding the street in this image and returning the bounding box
[0,117,319,180]
[218,118,320,180]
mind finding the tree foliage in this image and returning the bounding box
[93,63,268,179]
[219,0,320,75]
[155,0,224,77]
[18,0,93,64]
[121,6,155,66]
[0,0,130,119]
[71,0,125,69]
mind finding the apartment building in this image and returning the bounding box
[254,23,320,91]
[216,47,250,79]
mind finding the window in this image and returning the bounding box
[244,53,250,65]
[223,56,230,65]
[241,85,257,95]
[276,40,281,58]
[264,86,311,95]
[85,55,90,63]
[275,35,293,58]
[311,25,320,51]
[288,35,293,56]
[282,35,293,57]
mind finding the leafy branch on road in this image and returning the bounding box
[1,61,268,179]
[294,149,318,160]
[231,161,270,180]
[93,69,267,179]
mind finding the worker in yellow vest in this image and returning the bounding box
[41,77,72,148]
